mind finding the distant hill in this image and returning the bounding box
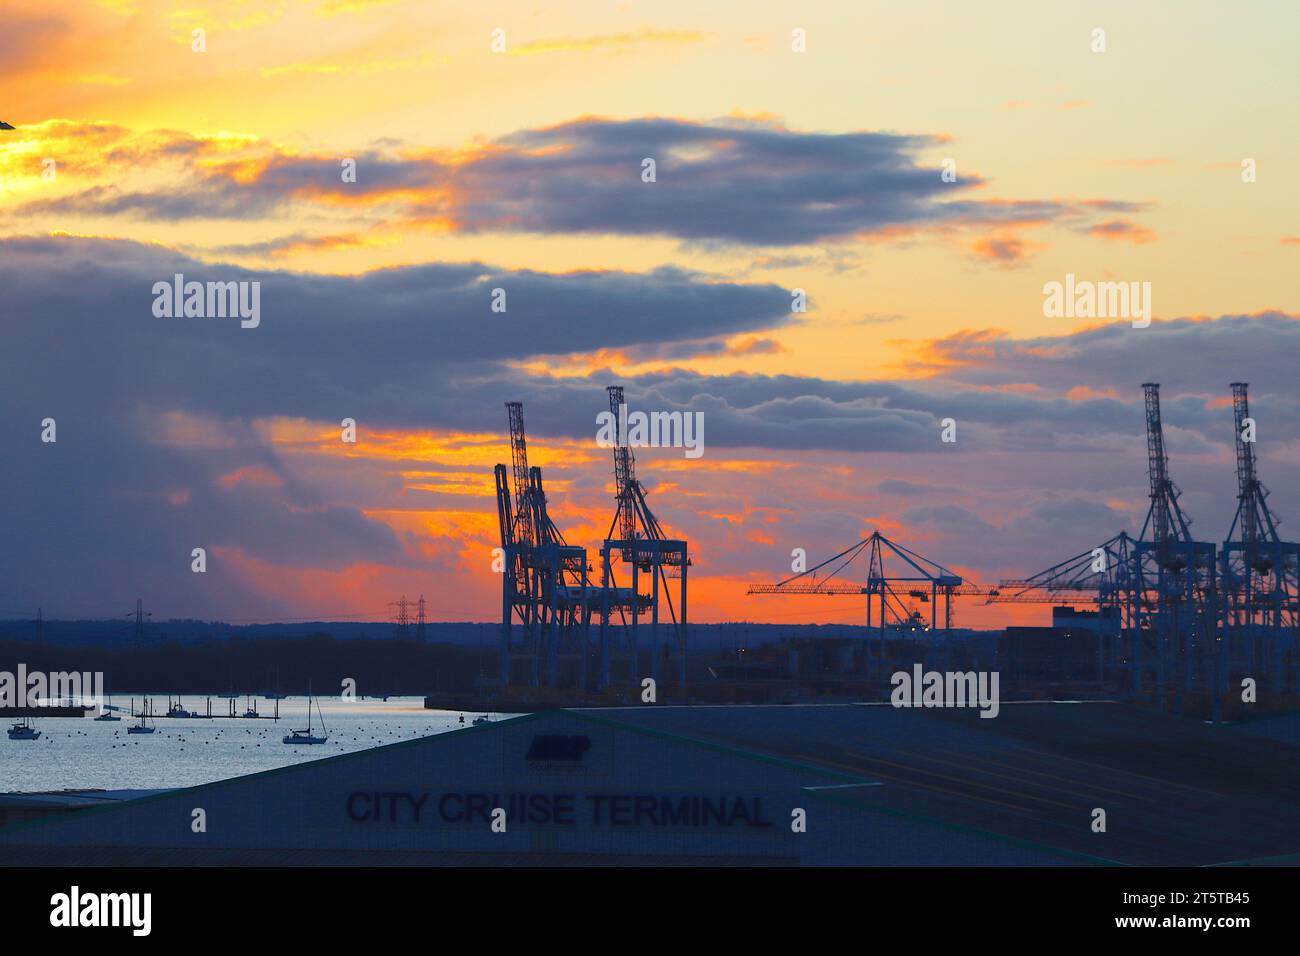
[0,618,991,649]
[0,618,497,647]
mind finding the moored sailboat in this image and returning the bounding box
[282,685,328,745]
[7,716,40,740]
[127,698,156,734]
[94,691,122,721]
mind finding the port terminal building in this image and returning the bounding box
[2,703,1300,866]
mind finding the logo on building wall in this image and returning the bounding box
[526,735,591,762]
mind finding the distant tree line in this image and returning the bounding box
[0,633,493,697]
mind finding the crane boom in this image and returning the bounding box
[607,386,637,546]
[1233,383,1260,565]
[1143,383,1172,548]
[505,401,535,547]
[1141,383,1193,549]
[1229,382,1282,566]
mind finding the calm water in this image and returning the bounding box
[1,695,504,792]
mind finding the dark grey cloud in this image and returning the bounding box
[0,235,790,422]
[923,314,1300,437]
[889,498,1141,578]
[449,119,1140,245]
[20,182,287,221]
[448,117,978,244]
[5,238,1288,459]
[902,504,997,535]
[18,149,439,221]
[19,117,1146,248]
[875,478,963,496]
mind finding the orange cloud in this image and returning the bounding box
[1065,385,1119,401]
[263,231,394,258]
[969,233,1044,266]
[725,335,786,356]
[1089,219,1158,244]
[217,466,283,489]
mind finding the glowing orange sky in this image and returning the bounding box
[2,0,1297,627]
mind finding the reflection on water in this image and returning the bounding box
[1,696,502,792]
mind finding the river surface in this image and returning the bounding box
[1,695,505,792]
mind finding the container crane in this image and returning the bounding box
[599,386,689,691]
[1221,383,1299,691]
[748,531,987,666]
[496,402,594,689]
[1131,384,1217,701]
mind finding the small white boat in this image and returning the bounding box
[283,685,328,745]
[94,694,121,721]
[473,715,491,726]
[283,729,327,745]
[8,717,40,740]
[127,698,156,734]
[165,696,197,719]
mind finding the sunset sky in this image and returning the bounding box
[2,0,1298,628]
